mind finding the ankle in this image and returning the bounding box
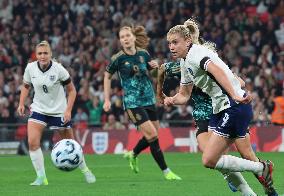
[163,168,170,174]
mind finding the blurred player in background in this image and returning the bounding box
[103,25,181,180]
[17,41,96,185]
[164,19,278,195]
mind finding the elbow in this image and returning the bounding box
[181,91,191,101]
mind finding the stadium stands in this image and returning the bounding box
[0,0,283,128]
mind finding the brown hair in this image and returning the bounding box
[120,25,150,49]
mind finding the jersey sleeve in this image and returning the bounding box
[189,45,213,72]
[58,64,71,85]
[199,56,212,71]
[23,64,31,85]
[143,51,152,70]
[180,63,192,85]
[106,56,119,74]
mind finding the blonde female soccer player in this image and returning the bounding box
[164,19,277,195]
[17,41,96,185]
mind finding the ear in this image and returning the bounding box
[186,38,192,47]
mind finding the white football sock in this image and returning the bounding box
[222,171,256,195]
[163,168,170,174]
[29,148,46,178]
[215,155,263,175]
[79,156,89,173]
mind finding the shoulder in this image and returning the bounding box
[163,62,174,70]
[25,61,37,71]
[52,61,68,71]
[111,50,125,62]
[52,60,63,67]
[189,44,209,56]
[136,47,150,56]
[187,44,212,63]
[27,61,37,67]
[168,61,180,67]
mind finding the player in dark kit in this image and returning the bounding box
[103,25,181,180]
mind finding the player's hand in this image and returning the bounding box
[148,60,159,69]
[103,100,111,112]
[63,110,71,124]
[17,105,25,116]
[164,97,174,106]
[233,91,253,104]
[157,93,166,104]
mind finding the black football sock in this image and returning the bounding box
[133,137,149,157]
[148,137,168,171]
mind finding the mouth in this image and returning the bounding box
[39,60,48,65]
[171,52,177,56]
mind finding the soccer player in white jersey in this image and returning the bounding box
[164,19,277,195]
[17,41,96,186]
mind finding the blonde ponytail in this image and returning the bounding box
[168,18,216,52]
[184,19,200,44]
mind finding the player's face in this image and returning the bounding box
[119,28,136,49]
[167,33,190,59]
[36,46,51,66]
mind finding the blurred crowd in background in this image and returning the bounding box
[0,0,284,130]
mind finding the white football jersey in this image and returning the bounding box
[180,44,245,114]
[23,60,70,116]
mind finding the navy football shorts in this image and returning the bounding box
[208,103,253,139]
[29,111,72,130]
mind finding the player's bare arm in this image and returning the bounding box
[103,71,112,112]
[64,81,76,123]
[17,83,30,116]
[234,73,245,88]
[207,61,252,103]
[164,83,193,106]
[156,63,166,104]
[148,60,159,69]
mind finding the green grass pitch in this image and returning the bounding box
[0,152,283,196]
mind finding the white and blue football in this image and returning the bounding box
[51,139,83,171]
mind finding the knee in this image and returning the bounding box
[144,129,158,140]
[202,155,217,169]
[28,139,40,151]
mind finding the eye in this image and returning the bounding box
[38,52,48,55]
